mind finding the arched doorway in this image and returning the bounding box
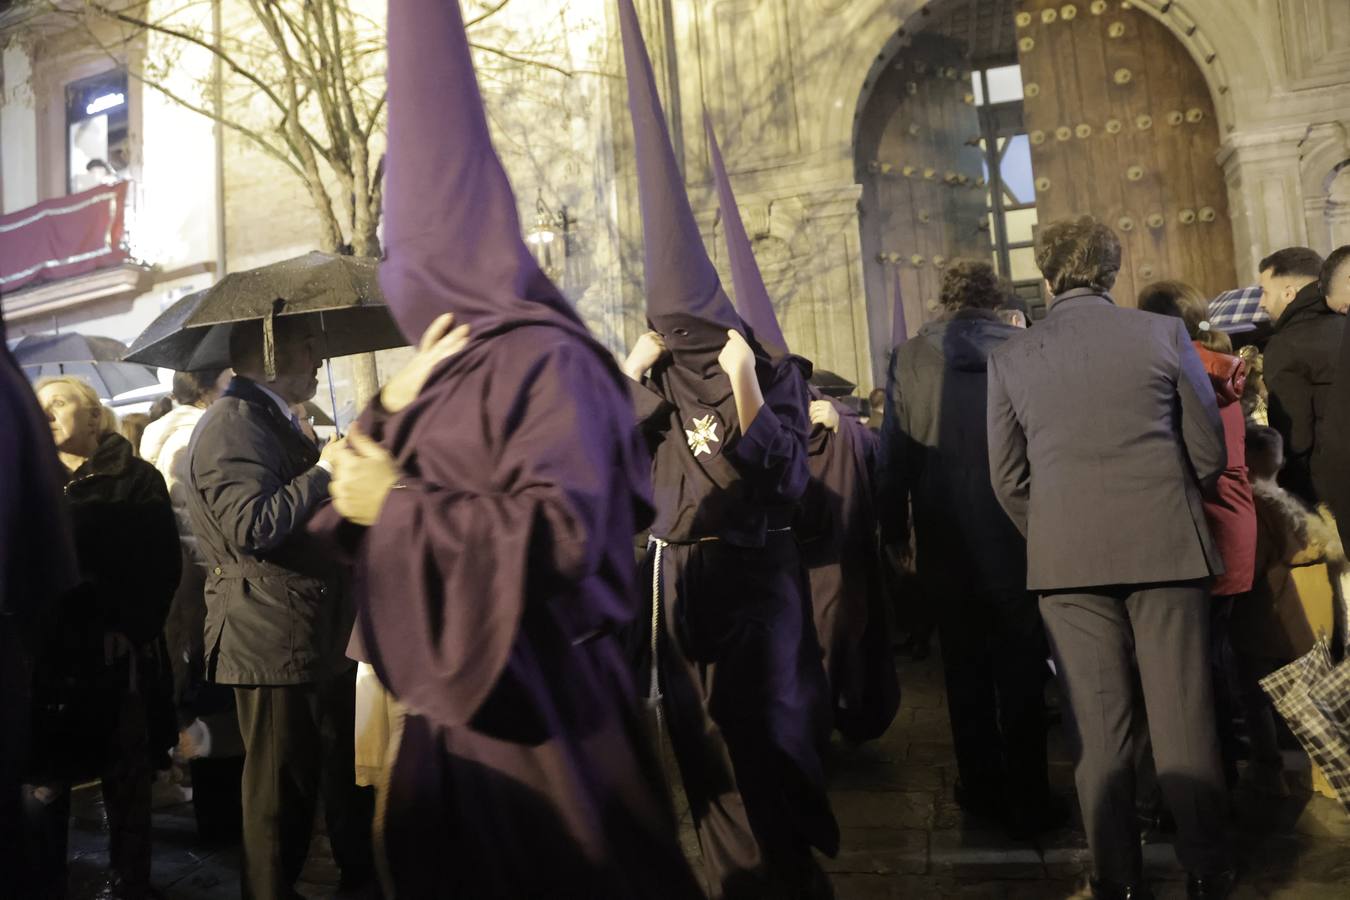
[855,2,1037,386]
[854,0,1239,384]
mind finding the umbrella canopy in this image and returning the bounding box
[301,400,335,428]
[1208,285,1268,334]
[12,332,159,399]
[1261,636,1350,812]
[124,252,406,370]
[809,368,857,398]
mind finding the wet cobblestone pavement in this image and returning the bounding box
[65,650,1350,899]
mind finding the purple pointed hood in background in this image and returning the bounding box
[891,265,909,348]
[705,112,790,361]
[617,0,741,372]
[379,0,587,346]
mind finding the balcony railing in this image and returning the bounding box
[0,181,131,292]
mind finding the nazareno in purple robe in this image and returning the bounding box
[617,2,837,896]
[307,2,702,896]
[704,114,899,743]
[796,394,900,742]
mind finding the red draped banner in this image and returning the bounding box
[0,183,129,293]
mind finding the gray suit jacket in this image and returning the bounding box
[986,289,1227,591]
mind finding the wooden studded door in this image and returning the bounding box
[857,33,990,378]
[1015,0,1237,305]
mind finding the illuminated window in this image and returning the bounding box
[66,70,129,195]
[971,63,1042,315]
[983,65,1024,105]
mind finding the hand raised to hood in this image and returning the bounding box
[622,331,668,381]
[380,313,472,414]
[719,330,765,432]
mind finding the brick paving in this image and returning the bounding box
[63,649,1350,898]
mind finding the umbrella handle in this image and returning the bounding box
[319,311,343,437]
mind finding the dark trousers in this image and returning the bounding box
[1135,594,1245,813]
[20,690,154,900]
[1041,583,1229,884]
[234,669,372,900]
[934,584,1049,812]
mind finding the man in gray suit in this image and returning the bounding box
[986,217,1232,900]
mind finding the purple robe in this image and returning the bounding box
[306,1,702,894]
[797,393,899,742]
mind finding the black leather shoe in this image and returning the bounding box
[1089,878,1155,900]
[1186,870,1236,899]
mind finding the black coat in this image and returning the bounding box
[1264,282,1346,505]
[65,433,182,643]
[186,378,352,686]
[1323,318,1350,548]
[879,309,1026,594]
[29,432,181,780]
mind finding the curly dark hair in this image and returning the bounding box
[939,259,1005,311]
[1137,280,1231,353]
[1035,216,1121,296]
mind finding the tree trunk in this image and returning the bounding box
[348,224,382,411]
[321,217,382,417]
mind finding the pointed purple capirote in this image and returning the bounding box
[379,0,581,345]
[705,113,789,360]
[891,266,909,347]
[617,0,741,360]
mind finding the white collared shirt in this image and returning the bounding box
[253,381,331,474]
[252,380,297,425]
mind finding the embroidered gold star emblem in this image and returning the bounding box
[685,414,720,457]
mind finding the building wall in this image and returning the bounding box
[4,0,1348,392]
[640,0,1350,390]
[0,2,219,348]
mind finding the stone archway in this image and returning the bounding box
[833,0,1256,381]
[654,0,1277,388]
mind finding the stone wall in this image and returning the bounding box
[5,0,1348,392]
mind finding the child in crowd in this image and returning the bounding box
[1229,426,1343,793]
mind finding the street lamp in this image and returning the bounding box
[525,192,573,284]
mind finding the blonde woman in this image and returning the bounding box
[25,376,181,900]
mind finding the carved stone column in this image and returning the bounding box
[1,42,39,213]
[1218,126,1311,283]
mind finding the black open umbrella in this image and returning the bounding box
[809,368,857,398]
[123,252,407,371]
[13,332,160,399]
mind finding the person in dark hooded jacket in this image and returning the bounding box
[27,375,180,900]
[878,259,1054,837]
[1258,247,1344,505]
